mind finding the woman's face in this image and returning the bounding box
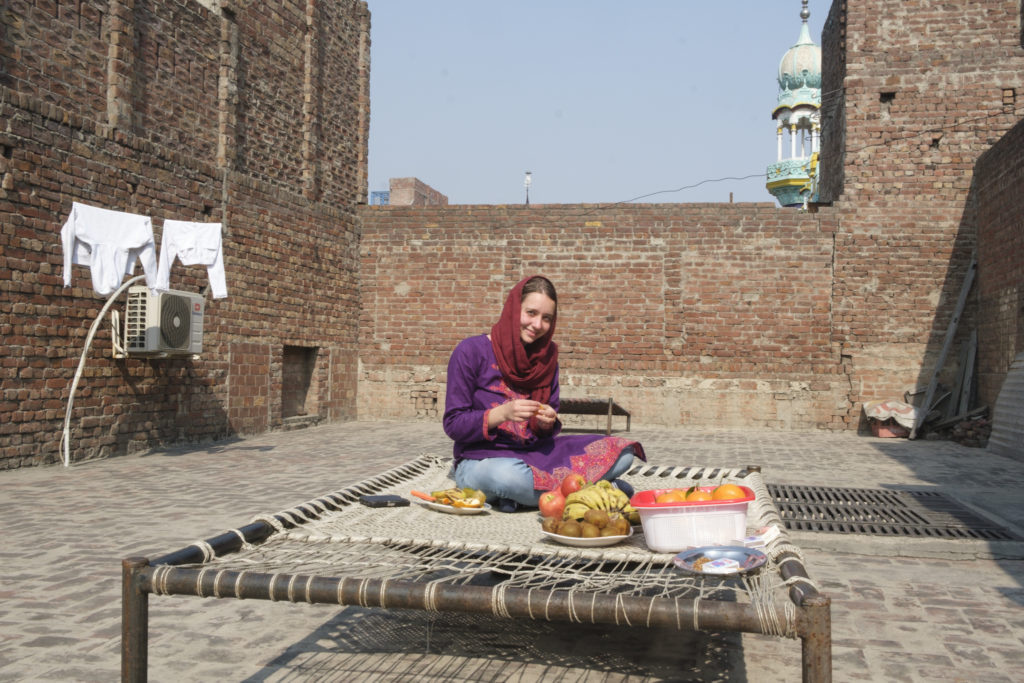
[519,292,556,344]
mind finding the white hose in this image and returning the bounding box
[59,275,147,467]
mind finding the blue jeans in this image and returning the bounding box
[453,446,637,507]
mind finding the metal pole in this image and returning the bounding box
[122,557,150,683]
[800,593,832,683]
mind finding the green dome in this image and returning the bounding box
[775,6,821,114]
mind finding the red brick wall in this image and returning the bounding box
[356,0,1024,432]
[975,117,1024,406]
[0,1,368,468]
[388,178,449,206]
[3,0,1023,468]
[819,0,1024,417]
[358,203,851,430]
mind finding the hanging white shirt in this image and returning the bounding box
[61,202,158,296]
[155,220,228,299]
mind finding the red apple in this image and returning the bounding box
[560,473,587,497]
[538,489,566,518]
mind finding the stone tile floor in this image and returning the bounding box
[1,421,1022,682]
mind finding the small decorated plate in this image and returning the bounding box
[541,526,634,548]
[416,500,492,515]
[673,546,768,575]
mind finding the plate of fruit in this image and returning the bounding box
[410,488,490,515]
[538,477,641,547]
[541,511,634,547]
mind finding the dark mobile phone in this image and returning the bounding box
[358,494,410,508]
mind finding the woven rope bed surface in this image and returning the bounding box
[157,454,814,637]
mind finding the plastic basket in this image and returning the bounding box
[630,486,755,553]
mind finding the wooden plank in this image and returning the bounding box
[947,343,969,420]
[957,329,977,416]
[909,256,976,439]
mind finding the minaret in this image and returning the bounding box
[766,0,822,208]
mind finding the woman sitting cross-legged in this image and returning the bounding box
[442,274,646,512]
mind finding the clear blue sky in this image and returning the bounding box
[366,1,826,205]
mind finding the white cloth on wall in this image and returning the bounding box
[60,201,158,296]
[863,399,918,429]
[156,220,228,299]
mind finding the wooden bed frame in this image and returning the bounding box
[121,457,830,682]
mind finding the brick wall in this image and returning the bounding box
[357,203,851,430]
[388,178,449,206]
[820,0,1024,417]
[975,117,1024,407]
[2,0,1023,467]
[357,0,1024,432]
[0,0,369,468]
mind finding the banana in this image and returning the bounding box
[564,482,634,516]
[565,490,589,508]
[562,502,590,521]
[623,505,640,525]
[582,488,597,510]
[586,487,609,511]
[571,487,595,509]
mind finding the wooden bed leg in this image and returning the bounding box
[800,593,832,683]
[122,557,150,683]
[606,397,613,435]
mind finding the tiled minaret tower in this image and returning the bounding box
[766,0,822,208]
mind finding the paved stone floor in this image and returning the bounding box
[1,421,1023,682]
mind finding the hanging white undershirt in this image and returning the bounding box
[155,220,228,299]
[60,202,158,296]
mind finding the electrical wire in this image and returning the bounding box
[59,274,146,467]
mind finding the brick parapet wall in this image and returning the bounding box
[0,1,368,469]
[358,203,852,430]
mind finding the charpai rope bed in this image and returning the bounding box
[121,454,831,682]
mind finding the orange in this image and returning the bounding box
[711,484,747,501]
[655,489,687,503]
[685,487,713,502]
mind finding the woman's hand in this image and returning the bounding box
[488,400,557,430]
[534,403,557,429]
[489,399,540,427]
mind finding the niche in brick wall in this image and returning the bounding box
[282,345,320,419]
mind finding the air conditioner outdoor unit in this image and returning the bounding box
[124,286,204,356]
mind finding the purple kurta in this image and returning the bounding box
[443,334,646,491]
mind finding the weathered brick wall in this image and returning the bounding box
[357,204,851,430]
[0,0,368,468]
[356,0,1024,432]
[975,117,1024,407]
[388,177,449,206]
[2,0,1022,468]
[816,0,846,203]
[820,0,1024,415]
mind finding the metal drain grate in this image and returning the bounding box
[766,484,1021,540]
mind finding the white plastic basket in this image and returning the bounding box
[631,487,754,553]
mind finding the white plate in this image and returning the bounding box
[541,526,634,547]
[416,500,492,515]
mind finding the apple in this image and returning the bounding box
[560,473,587,497]
[538,489,566,518]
